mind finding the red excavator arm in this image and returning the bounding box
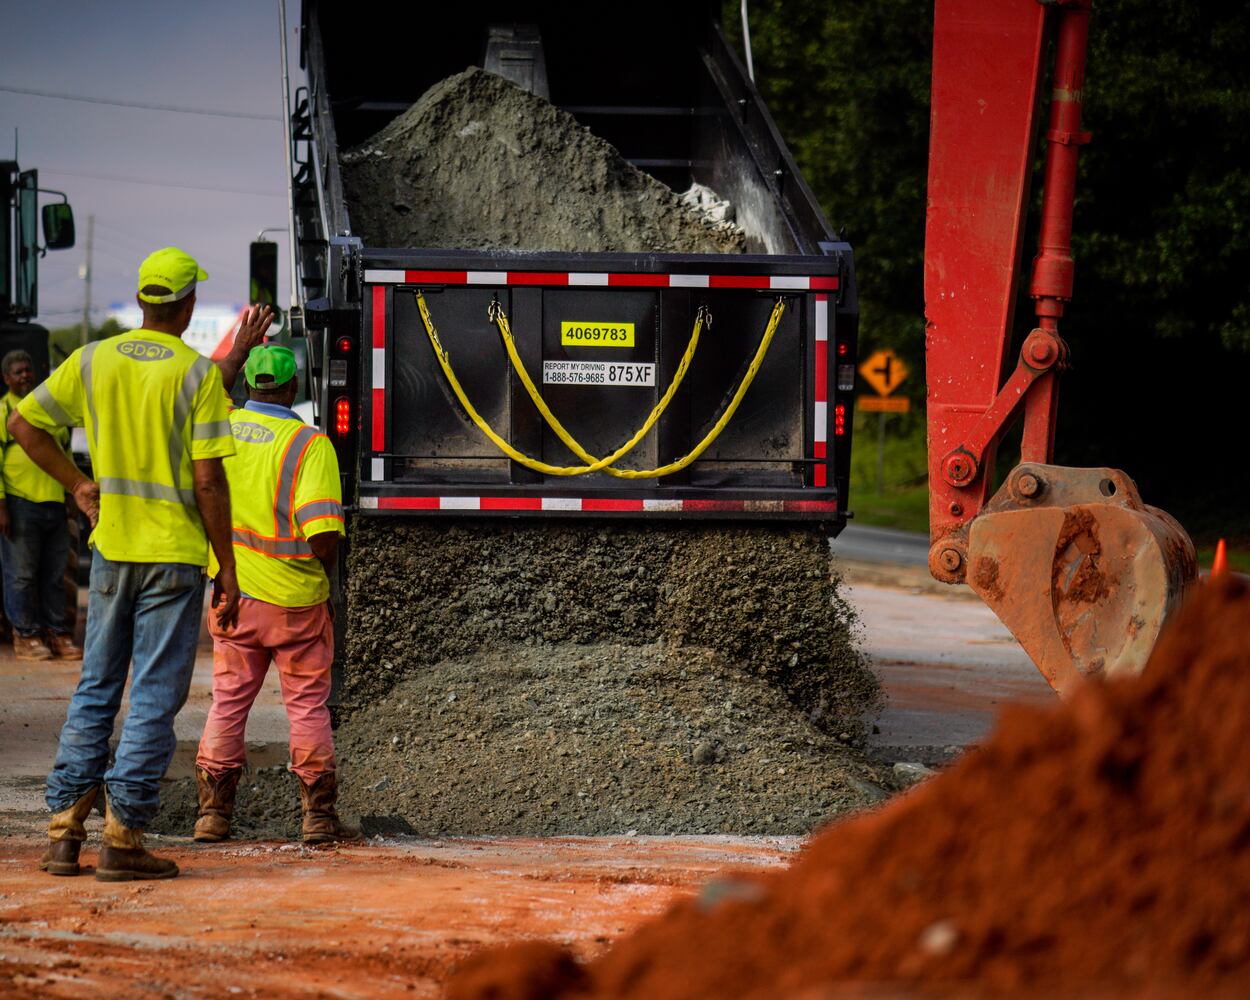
[924,0,1195,693]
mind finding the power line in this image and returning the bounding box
[40,168,283,199]
[0,84,282,122]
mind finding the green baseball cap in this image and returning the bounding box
[244,344,297,388]
[137,247,208,303]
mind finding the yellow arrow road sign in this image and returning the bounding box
[859,349,909,396]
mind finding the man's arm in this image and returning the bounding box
[215,305,276,391]
[308,531,339,576]
[192,457,239,630]
[7,410,98,525]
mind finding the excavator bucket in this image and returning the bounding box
[964,464,1197,695]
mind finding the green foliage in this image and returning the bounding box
[728,0,1250,374]
[726,0,932,372]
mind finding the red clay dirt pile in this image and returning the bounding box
[447,578,1250,999]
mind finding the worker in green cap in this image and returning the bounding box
[8,246,273,880]
[193,343,356,845]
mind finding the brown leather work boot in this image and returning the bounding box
[13,633,53,662]
[96,797,179,882]
[193,767,242,842]
[40,786,99,876]
[45,631,83,661]
[298,772,361,844]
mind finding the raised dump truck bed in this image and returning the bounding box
[292,1,857,524]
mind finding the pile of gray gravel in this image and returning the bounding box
[340,67,745,253]
[153,642,891,840]
[336,643,888,836]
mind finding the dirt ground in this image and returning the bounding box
[0,547,1054,997]
[0,836,792,999]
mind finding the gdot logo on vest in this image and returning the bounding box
[232,421,275,444]
[117,340,175,362]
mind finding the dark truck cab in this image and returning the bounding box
[291,1,857,524]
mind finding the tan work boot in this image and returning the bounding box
[96,796,179,882]
[45,632,83,661]
[297,772,361,844]
[193,767,242,842]
[13,633,53,661]
[40,786,99,876]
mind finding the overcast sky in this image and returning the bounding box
[1,0,299,329]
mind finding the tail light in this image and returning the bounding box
[334,396,351,437]
[834,403,847,437]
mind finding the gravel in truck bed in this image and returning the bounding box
[340,67,745,253]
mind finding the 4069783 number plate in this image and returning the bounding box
[542,361,656,387]
[560,321,635,347]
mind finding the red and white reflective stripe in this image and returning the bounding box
[358,495,840,514]
[814,293,829,488]
[363,269,839,291]
[370,285,386,481]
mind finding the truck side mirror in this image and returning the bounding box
[42,203,75,250]
[249,240,279,307]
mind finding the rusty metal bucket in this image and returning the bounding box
[962,464,1196,695]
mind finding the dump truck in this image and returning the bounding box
[277,0,1194,706]
[278,1,870,719]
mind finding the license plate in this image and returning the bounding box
[542,361,656,387]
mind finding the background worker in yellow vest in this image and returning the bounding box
[0,350,82,662]
[8,247,273,882]
[194,344,356,845]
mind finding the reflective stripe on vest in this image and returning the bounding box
[294,499,344,528]
[273,425,319,538]
[98,476,196,506]
[31,383,73,426]
[232,527,313,557]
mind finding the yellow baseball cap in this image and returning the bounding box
[137,247,208,303]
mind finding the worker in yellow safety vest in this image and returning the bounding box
[0,350,82,661]
[194,344,357,844]
[8,247,273,881]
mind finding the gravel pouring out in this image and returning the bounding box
[447,579,1250,998]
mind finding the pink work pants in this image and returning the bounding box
[197,597,336,782]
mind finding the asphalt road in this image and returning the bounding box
[834,524,929,566]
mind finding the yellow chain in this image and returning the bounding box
[415,291,785,478]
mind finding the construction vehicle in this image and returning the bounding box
[1,161,75,374]
[924,0,1194,692]
[278,0,1193,694]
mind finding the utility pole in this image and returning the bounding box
[79,214,93,347]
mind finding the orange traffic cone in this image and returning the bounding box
[1210,539,1229,581]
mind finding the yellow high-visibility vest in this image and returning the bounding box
[17,329,235,564]
[0,391,70,504]
[211,403,344,608]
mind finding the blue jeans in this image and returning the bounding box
[46,554,204,828]
[0,496,70,637]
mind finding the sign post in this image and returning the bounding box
[857,349,910,495]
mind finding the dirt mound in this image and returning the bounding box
[335,643,889,837]
[341,67,745,253]
[344,519,879,738]
[448,579,1250,998]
